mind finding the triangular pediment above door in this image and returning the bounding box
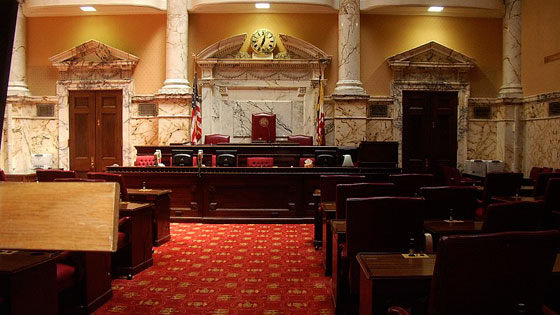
[387,41,475,69]
[49,39,139,80]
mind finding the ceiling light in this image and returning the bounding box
[80,6,97,12]
[428,6,444,12]
[255,3,270,9]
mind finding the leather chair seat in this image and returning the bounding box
[134,155,155,166]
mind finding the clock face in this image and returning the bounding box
[250,29,276,55]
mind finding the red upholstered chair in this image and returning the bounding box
[389,230,560,315]
[0,169,6,181]
[287,134,313,145]
[335,183,396,219]
[440,165,481,186]
[482,172,524,205]
[298,157,315,167]
[529,166,544,183]
[54,178,105,182]
[545,178,560,212]
[134,155,155,166]
[204,134,230,144]
[389,173,435,196]
[340,197,425,314]
[246,157,274,167]
[36,169,77,182]
[542,167,554,173]
[86,172,129,201]
[533,172,560,197]
[420,186,480,221]
[251,112,276,142]
[481,201,548,233]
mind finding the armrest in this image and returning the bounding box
[387,306,411,315]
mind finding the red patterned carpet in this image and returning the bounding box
[95,223,334,314]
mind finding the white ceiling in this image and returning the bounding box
[22,0,504,18]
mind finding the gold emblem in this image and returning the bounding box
[259,117,269,128]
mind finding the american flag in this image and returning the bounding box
[315,76,325,145]
[191,73,202,144]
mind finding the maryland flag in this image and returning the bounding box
[315,76,325,145]
[191,73,202,144]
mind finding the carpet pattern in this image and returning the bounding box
[95,223,334,314]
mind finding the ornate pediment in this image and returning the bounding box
[49,39,139,80]
[387,41,476,82]
[387,41,475,69]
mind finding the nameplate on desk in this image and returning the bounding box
[138,189,153,192]
[401,253,430,259]
[443,219,464,223]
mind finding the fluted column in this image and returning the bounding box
[8,0,30,96]
[499,0,522,98]
[333,0,366,96]
[159,0,191,94]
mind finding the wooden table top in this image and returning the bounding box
[492,195,541,203]
[358,253,560,280]
[321,202,336,212]
[423,220,483,235]
[0,250,60,274]
[357,253,436,280]
[119,202,153,212]
[331,219,346,234]
[128,188,172,196]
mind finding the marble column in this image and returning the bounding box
[8,0,30,96]
[159,0,191,94]
[499,0,522,98]
[333,0,366,96]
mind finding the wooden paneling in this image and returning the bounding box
[0,182,119,251]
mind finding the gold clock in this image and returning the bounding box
[250,29,276,55]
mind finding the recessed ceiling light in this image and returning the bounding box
[255,3,270,9]
[80,6,97,12]
[428,6,444,12]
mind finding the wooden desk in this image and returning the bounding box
[0,250,59,315]
[357,253,560,315]
[322,201,336,276]
[423,220,483,251]
[313,188,322,249]
[492,195,541,203]
[128,188,172,246]
[117,202,154,278]
[331,219,347,310]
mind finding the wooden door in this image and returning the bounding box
[70,90,122,174]
[402,91,457,173]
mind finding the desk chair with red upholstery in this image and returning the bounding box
[533,172,560,197]
[204,134,230,144]
[251,112,276,142]
[389,173,435,196]
[545,178,560,231]
[246,157,274,167]
[335,183,396,220]
[86,172,129,201]
[481,172,524,206]
[481,201,548,233]
[287,134,313,145]
[440,165,481,186]
[339,197,425,314]
[0,169,6,181]
[389,230,560,315]
[420,186,480,221]
[529,166,544,183]
[36,169,77,182]
[134,155,155,166]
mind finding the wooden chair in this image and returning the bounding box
[389,173,435,196]
[335,183,396,219]
[481,201,548,233]
[482,172,524,205]
[388,230,560,315]
[529,166,544,183]
[246,157,274,167]
[340,197,425,314]
[420,186,480,221]
[439,165,481,186]
[36,169,77,182]
[545,178,560,230]
[204,134,230,144]
[87,172,129,201]
[287,134,313,145]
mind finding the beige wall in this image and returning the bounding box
[361,15,503,97]
[26,14,166,96]
[522,0,560,96]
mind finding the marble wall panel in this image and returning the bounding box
[366,119,393,141]
[159,117,190,145]
[8,118,58,172]
[335,118,366,146]
[523,118,560,172]
[467,121,498,160]
[130,118,158,148]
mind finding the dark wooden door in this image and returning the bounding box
[402,91,457,173]
[69,90,122,174]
